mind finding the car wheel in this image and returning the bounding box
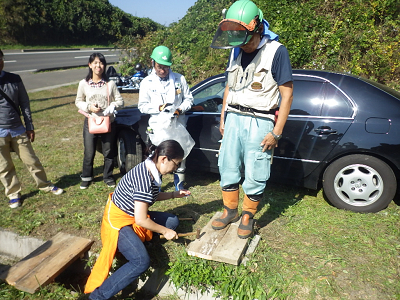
[117,129,143,175]
[323,154,396,213]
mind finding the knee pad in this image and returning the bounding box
[246,194,263,202]
[222,183,239,192]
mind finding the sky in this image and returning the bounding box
[108,0,198,26]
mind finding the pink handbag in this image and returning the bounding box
[87,115,111,134]
[78,83,111,134]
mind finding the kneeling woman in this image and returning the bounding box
[84,140,191,300]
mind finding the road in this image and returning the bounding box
[3,48,121,72]
[2,49,122,92]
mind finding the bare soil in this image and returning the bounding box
[119,90,139,106]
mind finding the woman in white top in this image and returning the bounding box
[75,53,124,189]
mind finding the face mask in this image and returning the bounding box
[211,17,260,49]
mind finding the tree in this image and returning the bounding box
[0,0,162,45]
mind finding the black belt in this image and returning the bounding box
[228,104,277,115]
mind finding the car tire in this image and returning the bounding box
[323,154,396,213]
[117,129,143,175]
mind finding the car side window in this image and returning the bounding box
[193,81,226,103]
[192,80,226,112]
[321,84,353,117]
[290,79,325,116]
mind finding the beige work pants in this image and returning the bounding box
[0,133,50,200]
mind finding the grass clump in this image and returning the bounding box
[166,249,275,300]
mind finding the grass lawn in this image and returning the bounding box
[0,85,399,299]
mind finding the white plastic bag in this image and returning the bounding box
[149,112,195,159]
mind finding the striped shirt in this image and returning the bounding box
[112,162,160,217]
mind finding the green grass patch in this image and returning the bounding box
[0,86,399,299]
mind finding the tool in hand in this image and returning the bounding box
[178,217,194,222]
[160,228,200,240]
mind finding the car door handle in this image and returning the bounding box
[314,126,337,135]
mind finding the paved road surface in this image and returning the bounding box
[2,49,121,92]
[19,68,87,92]
[1,49,139,104]
[3,48,121,72]
[15,66,139,106]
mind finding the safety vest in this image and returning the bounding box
[226,40,282,118]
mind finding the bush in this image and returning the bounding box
[127,0,400,90]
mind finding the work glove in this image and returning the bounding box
[103,104,116,116]
[159,103,172,112]
[173,109,182,117]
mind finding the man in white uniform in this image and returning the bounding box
[138,46,193,191]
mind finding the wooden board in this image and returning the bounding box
[187,212,251,265]
[0,232,93,294]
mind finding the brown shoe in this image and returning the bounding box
[212,206,240,230]
[237,212,255,239]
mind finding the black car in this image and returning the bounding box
[114,70,400,213]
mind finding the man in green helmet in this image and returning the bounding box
[210,0,293,239]
[138,45,194,191]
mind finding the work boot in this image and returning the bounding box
[237,212,255,239]
[174,173,185,191]
[212,190,240,230]
[237,195,260,239]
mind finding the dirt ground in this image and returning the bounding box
[120,91,139,107]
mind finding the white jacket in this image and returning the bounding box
[138,71,193,129]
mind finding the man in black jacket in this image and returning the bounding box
[0,49,63,208]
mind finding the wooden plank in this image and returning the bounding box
[2,232,93,294]
[3,238,65,285]
[211,219,249,265]
[187,212,252,265]
[187,212,229,260]
[13,236,92,293]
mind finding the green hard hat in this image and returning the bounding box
[150,45,172,66]
[226,0,263,26]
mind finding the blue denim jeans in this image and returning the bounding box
[81,118,117,183]
[89,211,179,300]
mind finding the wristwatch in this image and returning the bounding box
[271,131,282,141]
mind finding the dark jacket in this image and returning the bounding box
[0,71,34,131]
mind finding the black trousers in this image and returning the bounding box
[81,118,117,182]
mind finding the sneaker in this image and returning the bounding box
[174,173,185,191]
[105,181,116,188]
[9,198,21,209]
[50,185,64,195]
[80,181,91,190]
